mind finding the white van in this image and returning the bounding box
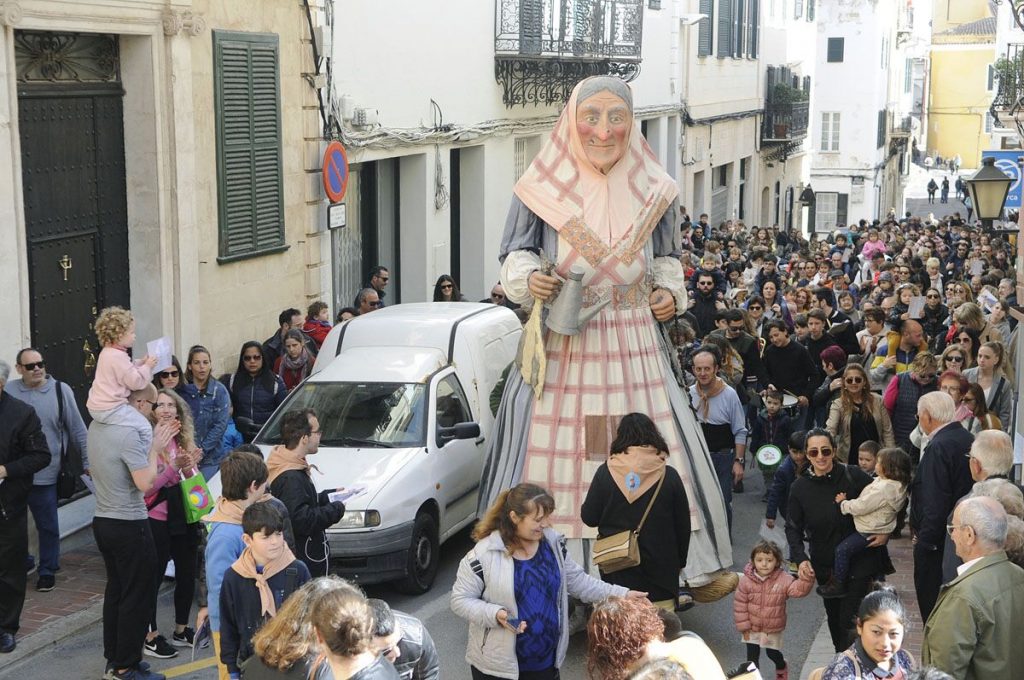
[252,303,521,593]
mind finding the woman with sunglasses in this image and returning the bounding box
[963,342,1013,434]
[786,429,890,653]
[153,356,184,391]
[224,342,287,444]
[953,327,980,369]
[432,274,465,302]
[938,345,967,374]
[826,365,895,464]
[961,383,1002,434]
[744,295,770,343]
[921,288,948,349]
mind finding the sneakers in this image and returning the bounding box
[0,632,15,653]
[103,662,152,680]
[110,667,166,680]
[816,578,847,599]
[36,575,56,592]
[171,627,195,647]
[143,634,178,659]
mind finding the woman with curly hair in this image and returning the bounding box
[87,305,158,435]
[241,577,343,679]
[142,388,204,657]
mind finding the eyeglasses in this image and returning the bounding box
[947,355,964,363]
[243,355,262,362]
[158,370,180,378]
[748,305,763,311]
[491,292,505,299]
[440,284,453,290]
[845,376,864,385]
[19,361,45,370]
[368,300,382,307]
[926,294,939,299]
[946,523,970,536]
[698,281,714,286]
[806,448,834,459]
[377,276,390,282]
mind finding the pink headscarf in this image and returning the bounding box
[513,77,678,246]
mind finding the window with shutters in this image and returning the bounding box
[876,109,886,148]
[826,37,844,63]
[734,0,744,57]
[748,0,759,57]
[214,30,286,263]
[717,0,733,59]
[806,0,814,21]
[698,0,714,57]
[820,112,840,152]
[794,0,803,19]
[815,192,838,229]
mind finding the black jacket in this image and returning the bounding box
[0,392,50,520]
[763,340,817,400]
[391,611,440,680]
[804,334,839,384]
[827,309,861,357]
[270,470,345,575]
[581,463,690,602]
[219,559,311,674]
[910,424,974,550]
[240,655,332,680]
[786,464,889,580]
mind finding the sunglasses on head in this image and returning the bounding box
[20,361,45,371]
[807,448,834,459]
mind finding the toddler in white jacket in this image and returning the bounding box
[817,447,911,598]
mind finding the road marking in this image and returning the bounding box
[163,657,217,678]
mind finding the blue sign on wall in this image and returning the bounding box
[982,150,1023,209]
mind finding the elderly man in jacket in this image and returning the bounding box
[0,359,51,653]
[922,496,1024,680]
[910,391,974,622]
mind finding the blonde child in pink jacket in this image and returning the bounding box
[87,306,157,430]
[733,540,814,680]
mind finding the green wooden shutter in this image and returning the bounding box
[698,0,714,57]
[717,0,733,59]
[837,193,849,227]
[749,0,759,58]
[214,30,287,263]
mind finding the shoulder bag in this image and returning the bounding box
[54,380,84,499]
[592,472,666,574]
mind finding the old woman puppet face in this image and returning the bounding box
[574,77,633,174]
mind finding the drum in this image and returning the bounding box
[755,444,784,473]
[781,393,800,417]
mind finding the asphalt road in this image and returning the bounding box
[6,468,825,680]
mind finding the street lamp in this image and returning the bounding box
[965,156,1013,230]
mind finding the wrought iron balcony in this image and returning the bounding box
[494,0,644,107]
[762,101,809,142]
[990,43,1024,135]
[889,114,912,138]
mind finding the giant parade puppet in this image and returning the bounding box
[479,76,736,601]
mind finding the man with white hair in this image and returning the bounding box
[910,391,974,621]
[941,431,1020,581]
[0,359,51,653]
[922,496,1024,679]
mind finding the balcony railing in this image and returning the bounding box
[889,114,912,137]
[494,0,644,107]
[762,101,809,142]
[992,43,1024,110]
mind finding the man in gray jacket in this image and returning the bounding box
[5,348,89,592]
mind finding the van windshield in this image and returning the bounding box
[258,382,427,448]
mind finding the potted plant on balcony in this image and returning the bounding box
[992,53,1024,124]
[770,84,808,138]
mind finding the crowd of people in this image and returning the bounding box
[2,71,1024,680]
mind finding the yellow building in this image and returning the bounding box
[932,0,993,34]
[928,15,996,166]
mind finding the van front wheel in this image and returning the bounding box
[397,512,439,594]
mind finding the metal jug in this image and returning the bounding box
[545,267,608,336]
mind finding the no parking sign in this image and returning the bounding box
[322,141,349,203]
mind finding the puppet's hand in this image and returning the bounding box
[649,289,675,322]
[528,271,561,302]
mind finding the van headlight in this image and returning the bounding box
[334,510,381,529]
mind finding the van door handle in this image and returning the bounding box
[475,437,485,445]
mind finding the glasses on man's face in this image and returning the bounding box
[20,361,45,371]
[243,355,262,362]
[159,370,180,378]
[946,523,970,536]
[727,325,745,334]
[369,301,382,307]
[845,376,864,385]
[806,448,834,459]
[491,292,505,300]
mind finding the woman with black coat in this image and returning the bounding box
[786,429,893,653]
[224,341,287,441]
[920,288,949,349]
[582,413,691,610]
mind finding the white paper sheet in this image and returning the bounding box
[908,296,926,319]
[970,259,985,277]
[977,288,998,312]
[80,474,96,494]
[329,486,367,503]
[146,336,174,373]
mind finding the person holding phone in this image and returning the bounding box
[451,483,646,680]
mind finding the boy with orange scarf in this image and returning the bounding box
[218,502,310,679]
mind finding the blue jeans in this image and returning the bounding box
[710,450,734,534]
[833,531,870,584]
[26,484,60,577]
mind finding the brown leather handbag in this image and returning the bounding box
[592,472,665,574]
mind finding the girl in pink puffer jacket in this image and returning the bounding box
[733,540,815,680]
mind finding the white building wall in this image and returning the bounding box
[810,0,897,227]
[330,1,684,304]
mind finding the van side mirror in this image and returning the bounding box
[438,422,480,443]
